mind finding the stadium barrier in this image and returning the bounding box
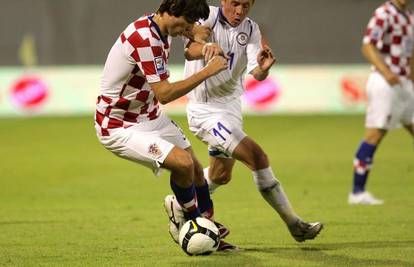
[0,65,369,116]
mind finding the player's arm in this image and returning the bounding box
[183,24,211,44]
[250,45,276,81]
[150,56,228,104]
[410,47,414,82]
[362,43,399,85]
[184,25,226,61]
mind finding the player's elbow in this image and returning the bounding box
[158,97,170,105]
[254,74,267,81]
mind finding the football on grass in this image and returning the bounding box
[178,217,220,256]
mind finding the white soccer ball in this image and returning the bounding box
[178,217,220,256]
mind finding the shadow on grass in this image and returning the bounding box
[170,241,414,267]
[243,240,414,266]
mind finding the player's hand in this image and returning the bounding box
[204,55,228,76]
[384,71,400,86]
[257,45,276,72]
[203,43,228,62]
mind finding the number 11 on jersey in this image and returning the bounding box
[212,122,232,141]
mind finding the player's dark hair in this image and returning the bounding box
[157,0,209,23]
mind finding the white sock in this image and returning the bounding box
[204,167,220,194]
[253,167,299,226]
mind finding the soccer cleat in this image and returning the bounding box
[288,220,324,242]
[217,240,240,252]
[348,191,384,205]
[163,195,186,244]
[163,195,231,243]
[214,221,230,239]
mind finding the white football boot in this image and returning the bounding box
[288,220,324,242]
[348,191,384,205]
[163,194,231,243]
[163,195,186,243]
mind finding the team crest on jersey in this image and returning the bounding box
[236,32,249,46]
[154,56,166,74]
[148,143,163,158]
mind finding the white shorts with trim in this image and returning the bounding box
[365,71,414,130]
[187,102,246,158]
[97,113,191,176]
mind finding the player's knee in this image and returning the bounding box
[179,155,194,175]
[170,151,194,177]
[212,171,232,185]
[249,147,269,170]
[364,129,385,145]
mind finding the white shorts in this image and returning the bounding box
[97,113,191,176]
[187,102,246,158]
[365,71,414,130]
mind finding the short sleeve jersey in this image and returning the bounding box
[184,6,262,104]
[363,1,414,76]
[95,14,171,136]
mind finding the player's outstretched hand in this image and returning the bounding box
[257,45,276,72]
[203,43,229,62]
[205,55,228,76]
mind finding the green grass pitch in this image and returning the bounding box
[0,115,413,266]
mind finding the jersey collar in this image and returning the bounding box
[218,7,235,28]
[148,14,169,45]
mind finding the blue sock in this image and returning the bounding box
[353,141,377,193]
[195,180,214,218]
[170,180,201,220]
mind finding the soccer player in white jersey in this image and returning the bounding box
[349,0,414,205]
[164,0,323,245]
[95,0,230,248]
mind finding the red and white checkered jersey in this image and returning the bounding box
[95,14,171,136]
[363,1,414,76]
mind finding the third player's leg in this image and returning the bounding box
[403,124,414,137]
[364,128,387,145]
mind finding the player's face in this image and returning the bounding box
[221,0,253,27]
[168,16,194,37]
[392,0,408,9]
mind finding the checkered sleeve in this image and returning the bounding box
[135,43,168,83]
[120,22,169,84]
[363,9,389,45]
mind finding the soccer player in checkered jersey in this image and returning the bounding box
[163,0,323,245]
[95,0,230,246]
[349,0,414,205]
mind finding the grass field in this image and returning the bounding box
[0,115,413,266]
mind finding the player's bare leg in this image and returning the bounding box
[205,157,236,193]
[162,147,201,243]
[208,136,323,242]
[403,124,414,150]
[349,128,387,205]
[403,124,414,136]
[364,128,387,145]
[163,147,232,246]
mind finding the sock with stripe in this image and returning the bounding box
[170,180,201,220]
[353,141,377,193]
[195,179,214,219]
